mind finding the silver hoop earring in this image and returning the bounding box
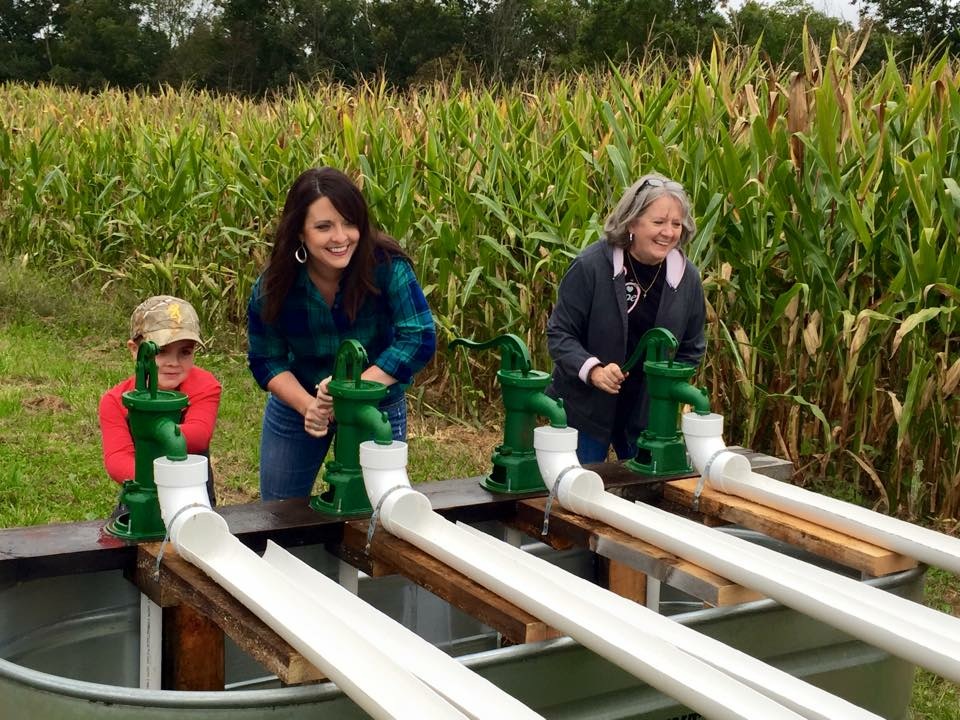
[295,243,307,264]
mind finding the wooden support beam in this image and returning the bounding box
[136,543,325,686]
[508,498,763,607]
[664,478,918,577]
[338,521,563,645]
[162,604,224,691]
[597,557,647,605]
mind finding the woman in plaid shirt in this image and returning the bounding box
[247,168,437,501]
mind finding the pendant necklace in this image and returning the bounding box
[626,253,663,299]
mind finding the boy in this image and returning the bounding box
[98,295,221,504]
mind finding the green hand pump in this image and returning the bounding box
[450,334,566,494]
[310,339,394,516]
[105,340,188,541]
[622,327,711,477]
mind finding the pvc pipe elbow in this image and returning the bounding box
[174,509,230,561]
[380,490,431,533]
[360,441,410,503]
[153,454,223,551]
[533,426,604,513]
[533,426,578,490]
[680,412,750,492]
[359,440,425,532]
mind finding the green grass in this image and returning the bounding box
[1,262,958,716]
[0,261,493,526]
[912,568,960,718]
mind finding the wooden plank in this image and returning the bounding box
[597,557,647,605]
[340,521,563,644]
[162,604,224,691]
[0,447,788,584]
[136,543,325,685]
[664,478,918,576]
[0,477,518,583]
[509,498,762,607]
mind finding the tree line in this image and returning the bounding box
[1,0,958,92]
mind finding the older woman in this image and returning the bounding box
[546,173,706,464]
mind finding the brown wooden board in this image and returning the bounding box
[508,498,763,607]
[338,521,563,644]
[162,604,225,691]
[0,446,789,585]
[664,478,918,576]
[136,543,325,686]
[597,557,647,605]
[0,476,532,583]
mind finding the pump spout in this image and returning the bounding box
[152,417,188,460]
[666,381,711,415]
[354,404,394,445]
[524,392,566,428]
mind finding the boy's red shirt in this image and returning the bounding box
[98,366,222,483]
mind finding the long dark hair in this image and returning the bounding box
[260,167,408,323]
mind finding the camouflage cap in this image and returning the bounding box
[129,296,203,348]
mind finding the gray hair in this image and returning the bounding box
[603,173,696,249]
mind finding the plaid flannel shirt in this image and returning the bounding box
[247,256,436,402]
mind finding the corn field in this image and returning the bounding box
[1,35,958,521]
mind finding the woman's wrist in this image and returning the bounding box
[301,394,317,416]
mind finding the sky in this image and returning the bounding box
[725,0,862,25]
[811,0,861,23]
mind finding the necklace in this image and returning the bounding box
[626,253,662,299]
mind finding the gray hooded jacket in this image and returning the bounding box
[546,240,706,444]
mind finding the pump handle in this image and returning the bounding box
[333,339,369,387]
[134,341,160,399]
[622,327,679,373]
[450,334,532,374]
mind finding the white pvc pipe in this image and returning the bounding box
[532,426,960,684]
[681,414,960,642]
[154,455,471,719]
[628,497,960,646]
[359,443,807,720]
[261,541,544,719]
[683,412,960,575]
[175,512,466,719]
[455,522,884,720]
[138,595,162,690]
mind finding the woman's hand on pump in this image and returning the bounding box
[589,363,628,394]
[304,376,334,437]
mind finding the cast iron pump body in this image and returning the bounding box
[105,340,188,541]
[310,339,394,516]
[622,327,711,477]
[450,333,566,494]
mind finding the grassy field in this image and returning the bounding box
[0,262,498,526]
[1,262,958,717]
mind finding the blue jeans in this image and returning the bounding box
[575,428,635,464]
[259,393,408,501]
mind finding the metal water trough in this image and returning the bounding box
[0,524,920,720]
